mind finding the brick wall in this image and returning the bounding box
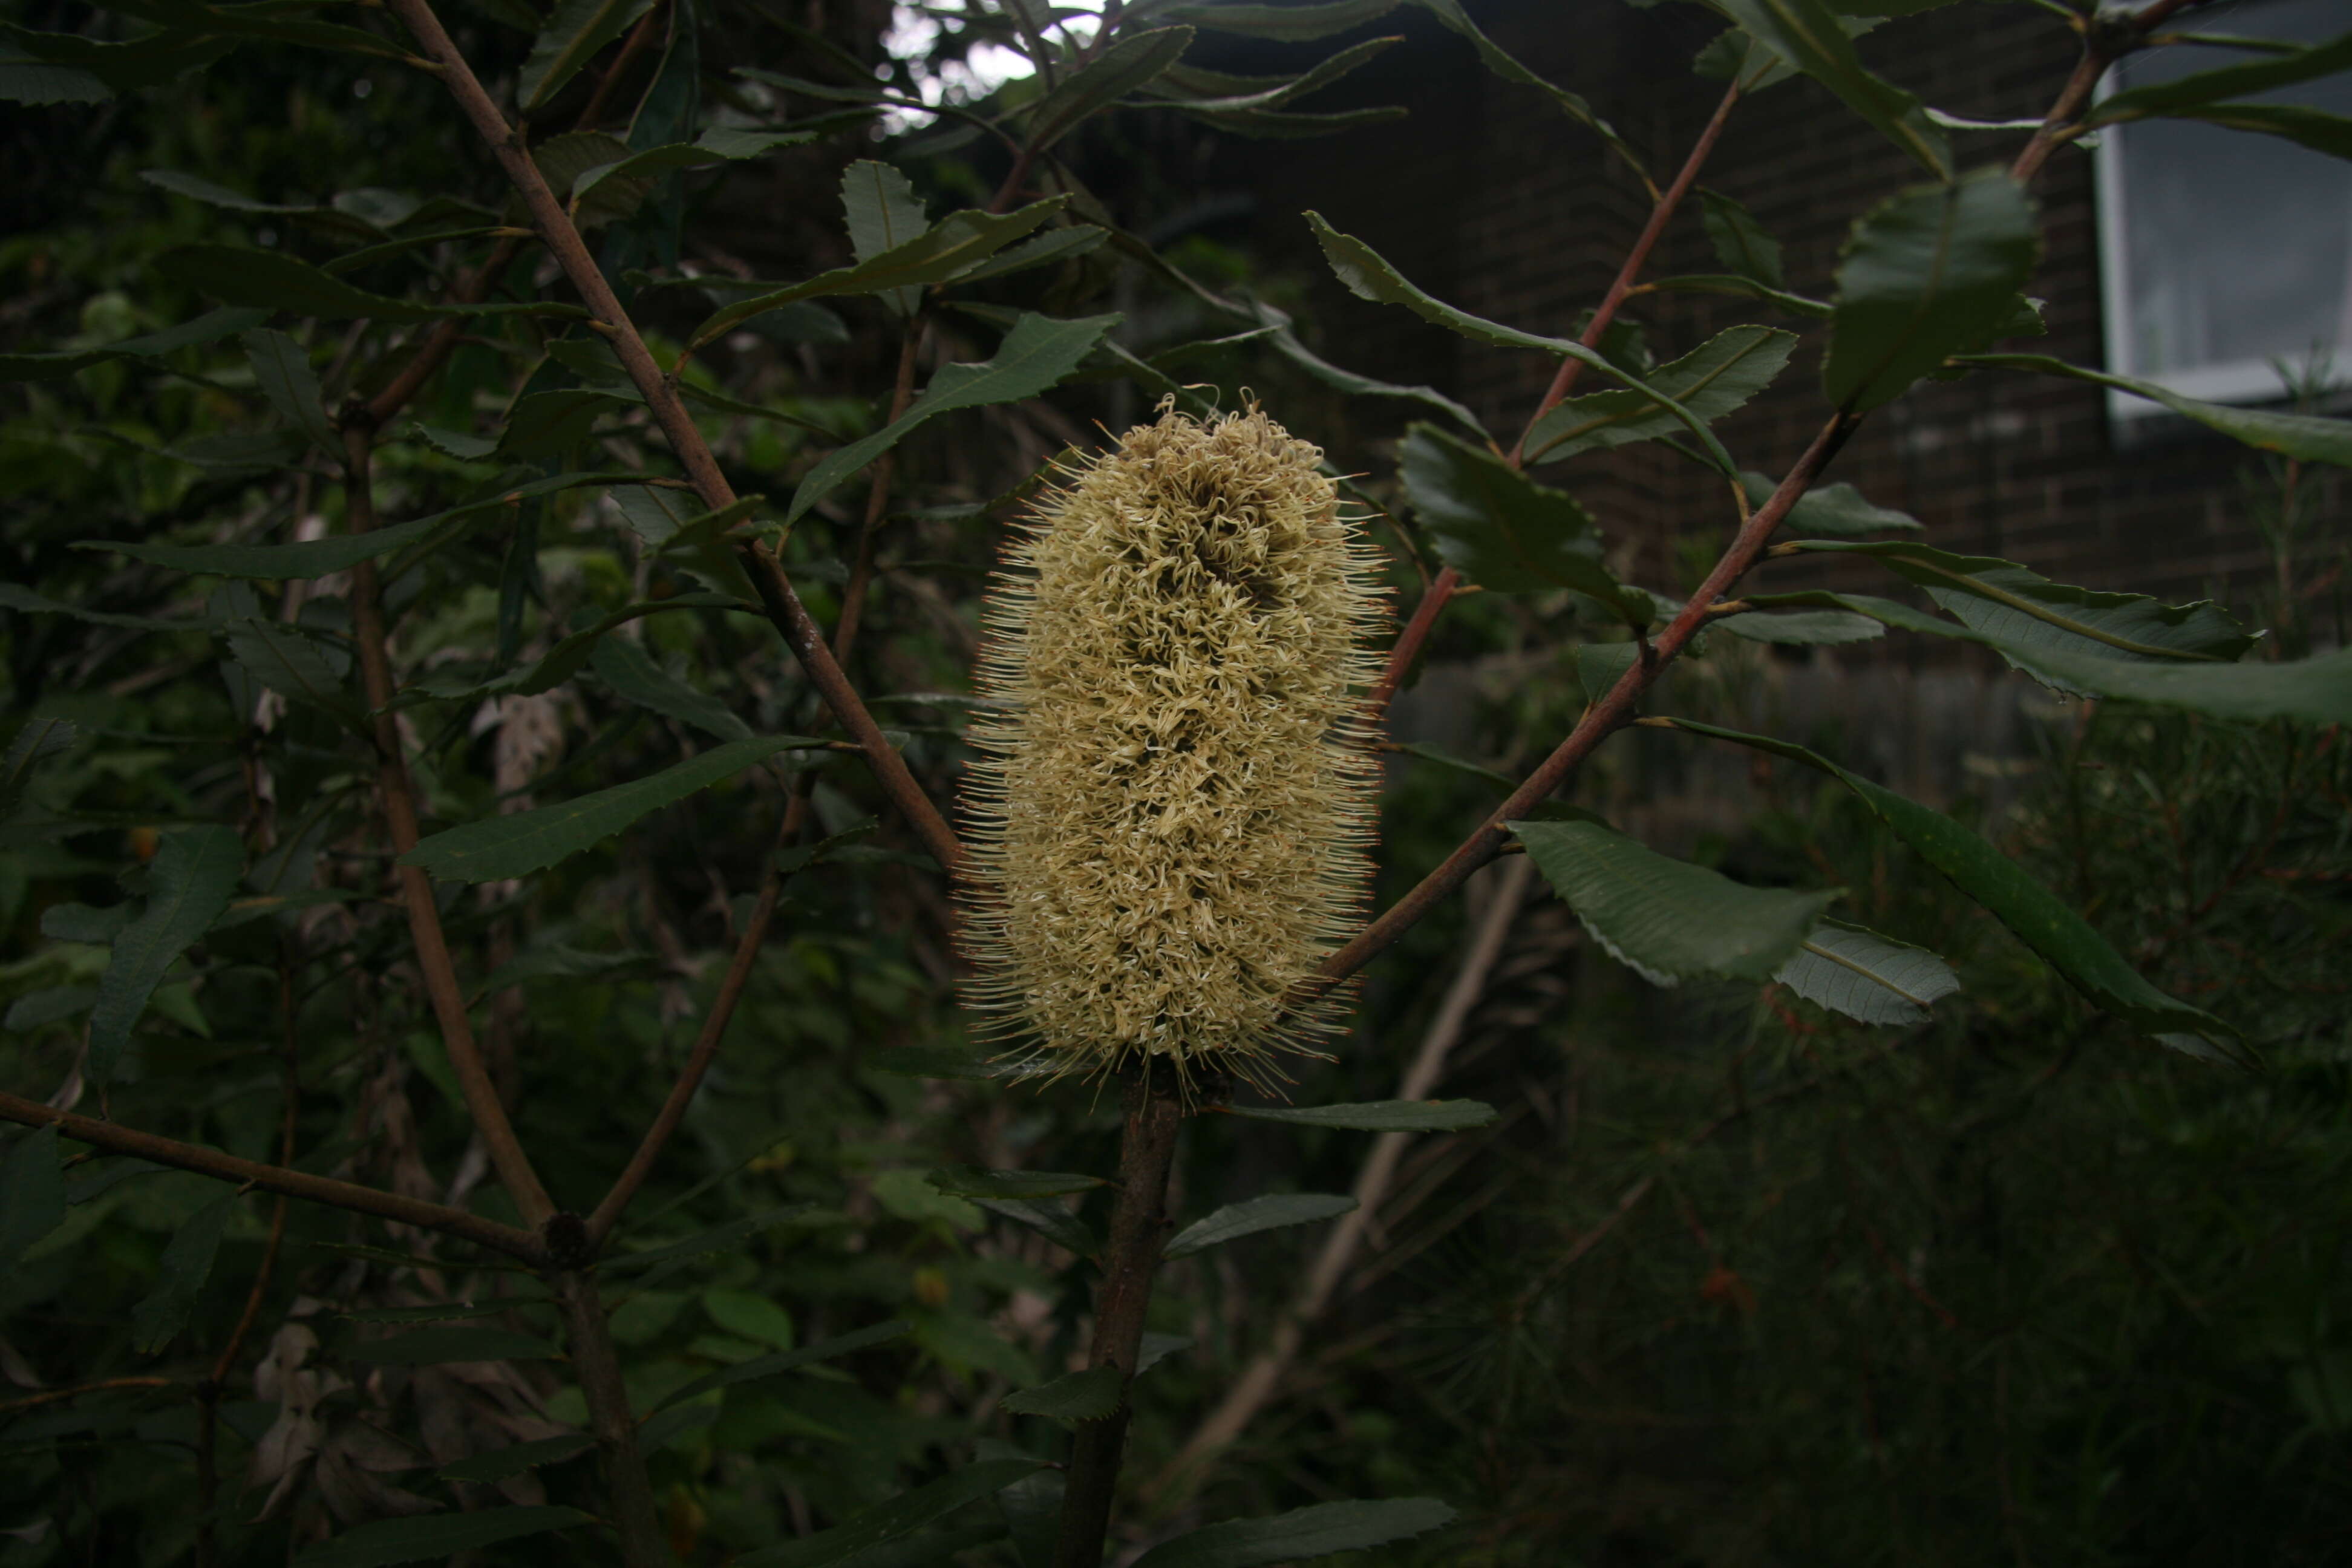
[1200,0,2345,618]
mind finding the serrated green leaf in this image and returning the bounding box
[1737,471,1920,534]
[1,716,77,820]
[840,159,930,315]
[0,56,111,105]
[786,312,1120,524]
[590,634,751,740]
[651,1319,910,1414]
[240,328,338,456]
[2088,29,2352,123]
[1398,423,1647,617]
[1129,1497,1457,1568]
[574,127,812,201]
[1165,0,1399,41]
[1002,1364,1122,1420]
[736,1459,1050,1567]
[1308,213,1734,471]
[1713,0,1949,176]
[130,1186,237,1353]
[221,618,360,725]
[1186,102,1410,137]
[703,1288,795,1351]
[435,1434,595,1484]
[1163,1193,1357,1261]
[1775,918,1959,1025]
[975,1195,1099,1258]
[1225,1099,1497,1131]
[1140,34,1399,111]
[41,902,136,944]
[1512,818,1838,987]
[1027,27,1194,148]
[168,244,590,323]
[1958,353,2352,466]
[292,1506,593,1568]
[926,1166,1107,1200]
[345,1328,562,1364]
[1657,717,2246,1061]
[0,1125,66,1274]
[1715,606,1884,645]
[1699,188,1785,287]
[1524,324,1795,464]
[1789,537,2255,676]
[1643,273,1833,318]
[402,734,824,883]
[90,825,243,1083]
[689,198,1065,348]
[948,223,1109,284]
[518,0,653,110]
[1823,168,2039,413]
[0,304,271,382]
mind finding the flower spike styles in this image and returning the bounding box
[960,402,1388,1091]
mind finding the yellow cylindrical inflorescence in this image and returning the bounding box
[959,402,1387,1088]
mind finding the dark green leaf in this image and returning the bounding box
[1002,1365,1122,1420]
[169,245,589,322]
[240,328,338,456]
[1512,818,1838,986]
[1138,1333,1192,1374]
[0,305,270,382]
[292,1507,593,1568]
[1308,213,1734,471]
[435,1435,595,1483]
[221,617,359,725]
[1184,102,1410,137]
[345,1328,562,1364]
[130,1186,237,1353]
[1,716,77,819]
[737,1460,1050,1567]
[599,1206,813,1279]
[2088,29,2352,122]
[785,312,1120,524]
[590,634,751,741]
[1163,1194,1357,1261]
[402,734,823,883]
[41,903,136,944]
[1712,0,1949,176]
[1656,718,2246,1061]
[651,1319,910,1414]
[518,0,654,110]
[2,987,95,1030]
[1140,34,1399,111]
[1643,273,1833,318]
[342,1297,549,1324]
[975,1196,1099,1258]
[1788,537,2255,676]
[575,127,812,200]
[1524,324,1795,464]
[1774,917,1959,1025]
[1737,471,1920,534]
[0,54,110,105]
[926,1166,1106,1200]
[690,198,1066,348]
[90,825,242,1083]
[841,159,930,315]
[105,512,455,581]
[1165,0,1399,41]
[1959,352,2352,466]
[1714,606,1884,645]
[1823,168,2039,413]
[1225,1099,1497,1131]
[949,224,1109,284]
[1027,27,1194,148]
[1129,1497,1457,1567]
[0,1125,66,1274]
[1699,188,1784,286]
[1398,423,1647,617]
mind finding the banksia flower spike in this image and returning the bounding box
[960,401,1387,1091]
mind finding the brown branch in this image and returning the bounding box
[1509,77,1742,468]
[1363,566,1457,730]
[0,1091,541,1261]
[1053,1064,1186,1568]
[1148,855,1530,1508]
[570,0,666,132]
[345,429,558,1228]
[552,1270,669,1564]
[1304,414,1859,998]
[2011,0,2222,185]
[0,1378,173,1417]
[381,0,961,877]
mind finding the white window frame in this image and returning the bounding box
[2092,21,2351,428]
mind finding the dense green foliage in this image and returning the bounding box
[2,0,2348,1564]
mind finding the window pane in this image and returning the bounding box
[2108,1,2352,385]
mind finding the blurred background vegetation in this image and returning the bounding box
[4,1,2349,1564]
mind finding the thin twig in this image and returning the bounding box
[1363,566,1458,730]
[571,0,667,132]
[0,1378,173,1417]
[0,1091,540,1261]
[1509,78,1742,468]
[381,0,962,876]
[344,428,558,1228]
